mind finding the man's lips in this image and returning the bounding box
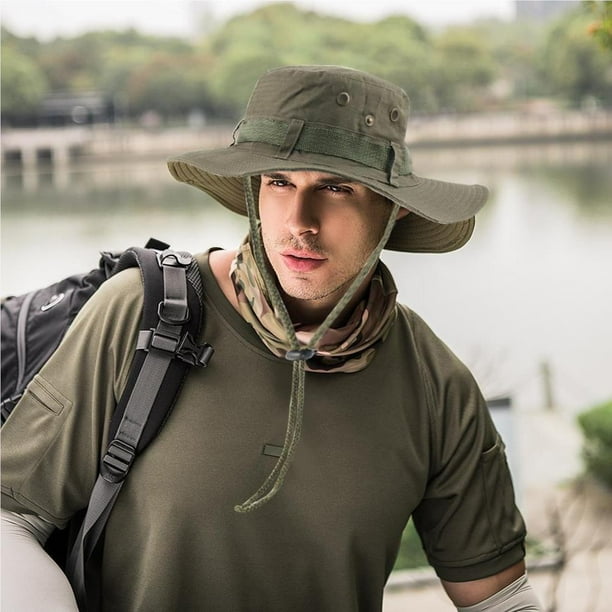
[280,250,327,272]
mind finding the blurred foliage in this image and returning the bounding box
[392,517,551,572]
[1,1,611,126]
[584,0,612,49]
[0,44,48,114]
[577,399,612,489]
[393,519,428,570]
[539,8,612,102]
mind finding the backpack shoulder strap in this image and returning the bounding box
[108,246,210,449]
[66,247,212,610]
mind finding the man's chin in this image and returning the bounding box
[278,278,344,304]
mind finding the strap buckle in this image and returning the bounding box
[157,300,190,326]
[137,329,214,367]
[101,439,136,483]
[149,327,181,353]
[156,249,192,325]
[156,249,193,269]
[176,333,214,367]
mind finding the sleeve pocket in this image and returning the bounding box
[481,434,505,462]
[24,375,72,416]
[479,434,523,551]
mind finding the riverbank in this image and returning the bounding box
[408,108,612,147]
[2,110,612,172]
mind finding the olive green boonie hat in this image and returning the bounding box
[168,65,488,252]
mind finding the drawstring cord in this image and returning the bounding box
[234,176,400,513]
[233,358,306,513]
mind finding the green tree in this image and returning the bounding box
[578,399,612,488]
[352,17,436,112]
[4,1,612,125]
[38,32,106,92]
[126,52,217,119]
[208,50,283,117]
[584,0,612,50]
[431,28,497,111]
[539,8,612,106]
[203,4,435,114]
[0,45,48,117]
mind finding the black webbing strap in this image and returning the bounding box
[66,247,211,611]
[67,347,180,608]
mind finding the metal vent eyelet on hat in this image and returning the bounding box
[389,108,400,122]
[365,114,375,126]
[336,92,350,106]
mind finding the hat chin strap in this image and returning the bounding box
[234,176,399,513]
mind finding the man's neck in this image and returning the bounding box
[281,275,373,328]
[209,248,373,329]
[208,248,240,311]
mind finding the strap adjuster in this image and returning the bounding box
[149,327,181,353]
[285,348,316,361]
[101,439,136,483]
[157,299,190,326]
[137,329,214,367]
[176,333,214,367]
[156,249,192,269]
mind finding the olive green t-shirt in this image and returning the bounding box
[1,252,525,611]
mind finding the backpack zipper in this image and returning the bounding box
[15,290,36,391]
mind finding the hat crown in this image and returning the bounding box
[168,64,488,254]
[244,65,410,145]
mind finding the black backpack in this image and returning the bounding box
[1,238,214,610]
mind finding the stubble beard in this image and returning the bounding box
[262,232,369,303]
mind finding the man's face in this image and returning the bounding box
[258,170,394,316]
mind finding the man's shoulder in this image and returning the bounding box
[394,303,486,429]
[83,249,210,315]
[82,265,144,316]
[394,302,473,380]
[394,303,446,352]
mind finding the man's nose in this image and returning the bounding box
[286,190,319,237]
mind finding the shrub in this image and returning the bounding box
[393,519,428,571]
[577,399,612,488]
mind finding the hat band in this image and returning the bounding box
[234,118,412,182]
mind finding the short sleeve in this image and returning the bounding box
[1,268,143,527]
[410,314,526,582]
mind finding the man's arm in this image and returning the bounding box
[442,560,541,611]
[1,269,145,610]
[1,508,78,611]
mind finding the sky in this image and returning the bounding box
[1,0,516,40]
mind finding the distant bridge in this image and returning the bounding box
[2,110,611,171]
[1,127,93,170]
[1,125,232,171]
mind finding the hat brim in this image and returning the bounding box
[167,144,487,253]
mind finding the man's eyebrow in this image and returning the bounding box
[316,175,355,186]
[261,172,357,185]
[262,172,290,180]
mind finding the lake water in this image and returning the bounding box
[2,141,611,415]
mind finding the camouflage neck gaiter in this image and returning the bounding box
[229,237,398,374]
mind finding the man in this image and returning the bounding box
[1,65,541,610]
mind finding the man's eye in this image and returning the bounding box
[268,179,289,187]
[324,184,350,194]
